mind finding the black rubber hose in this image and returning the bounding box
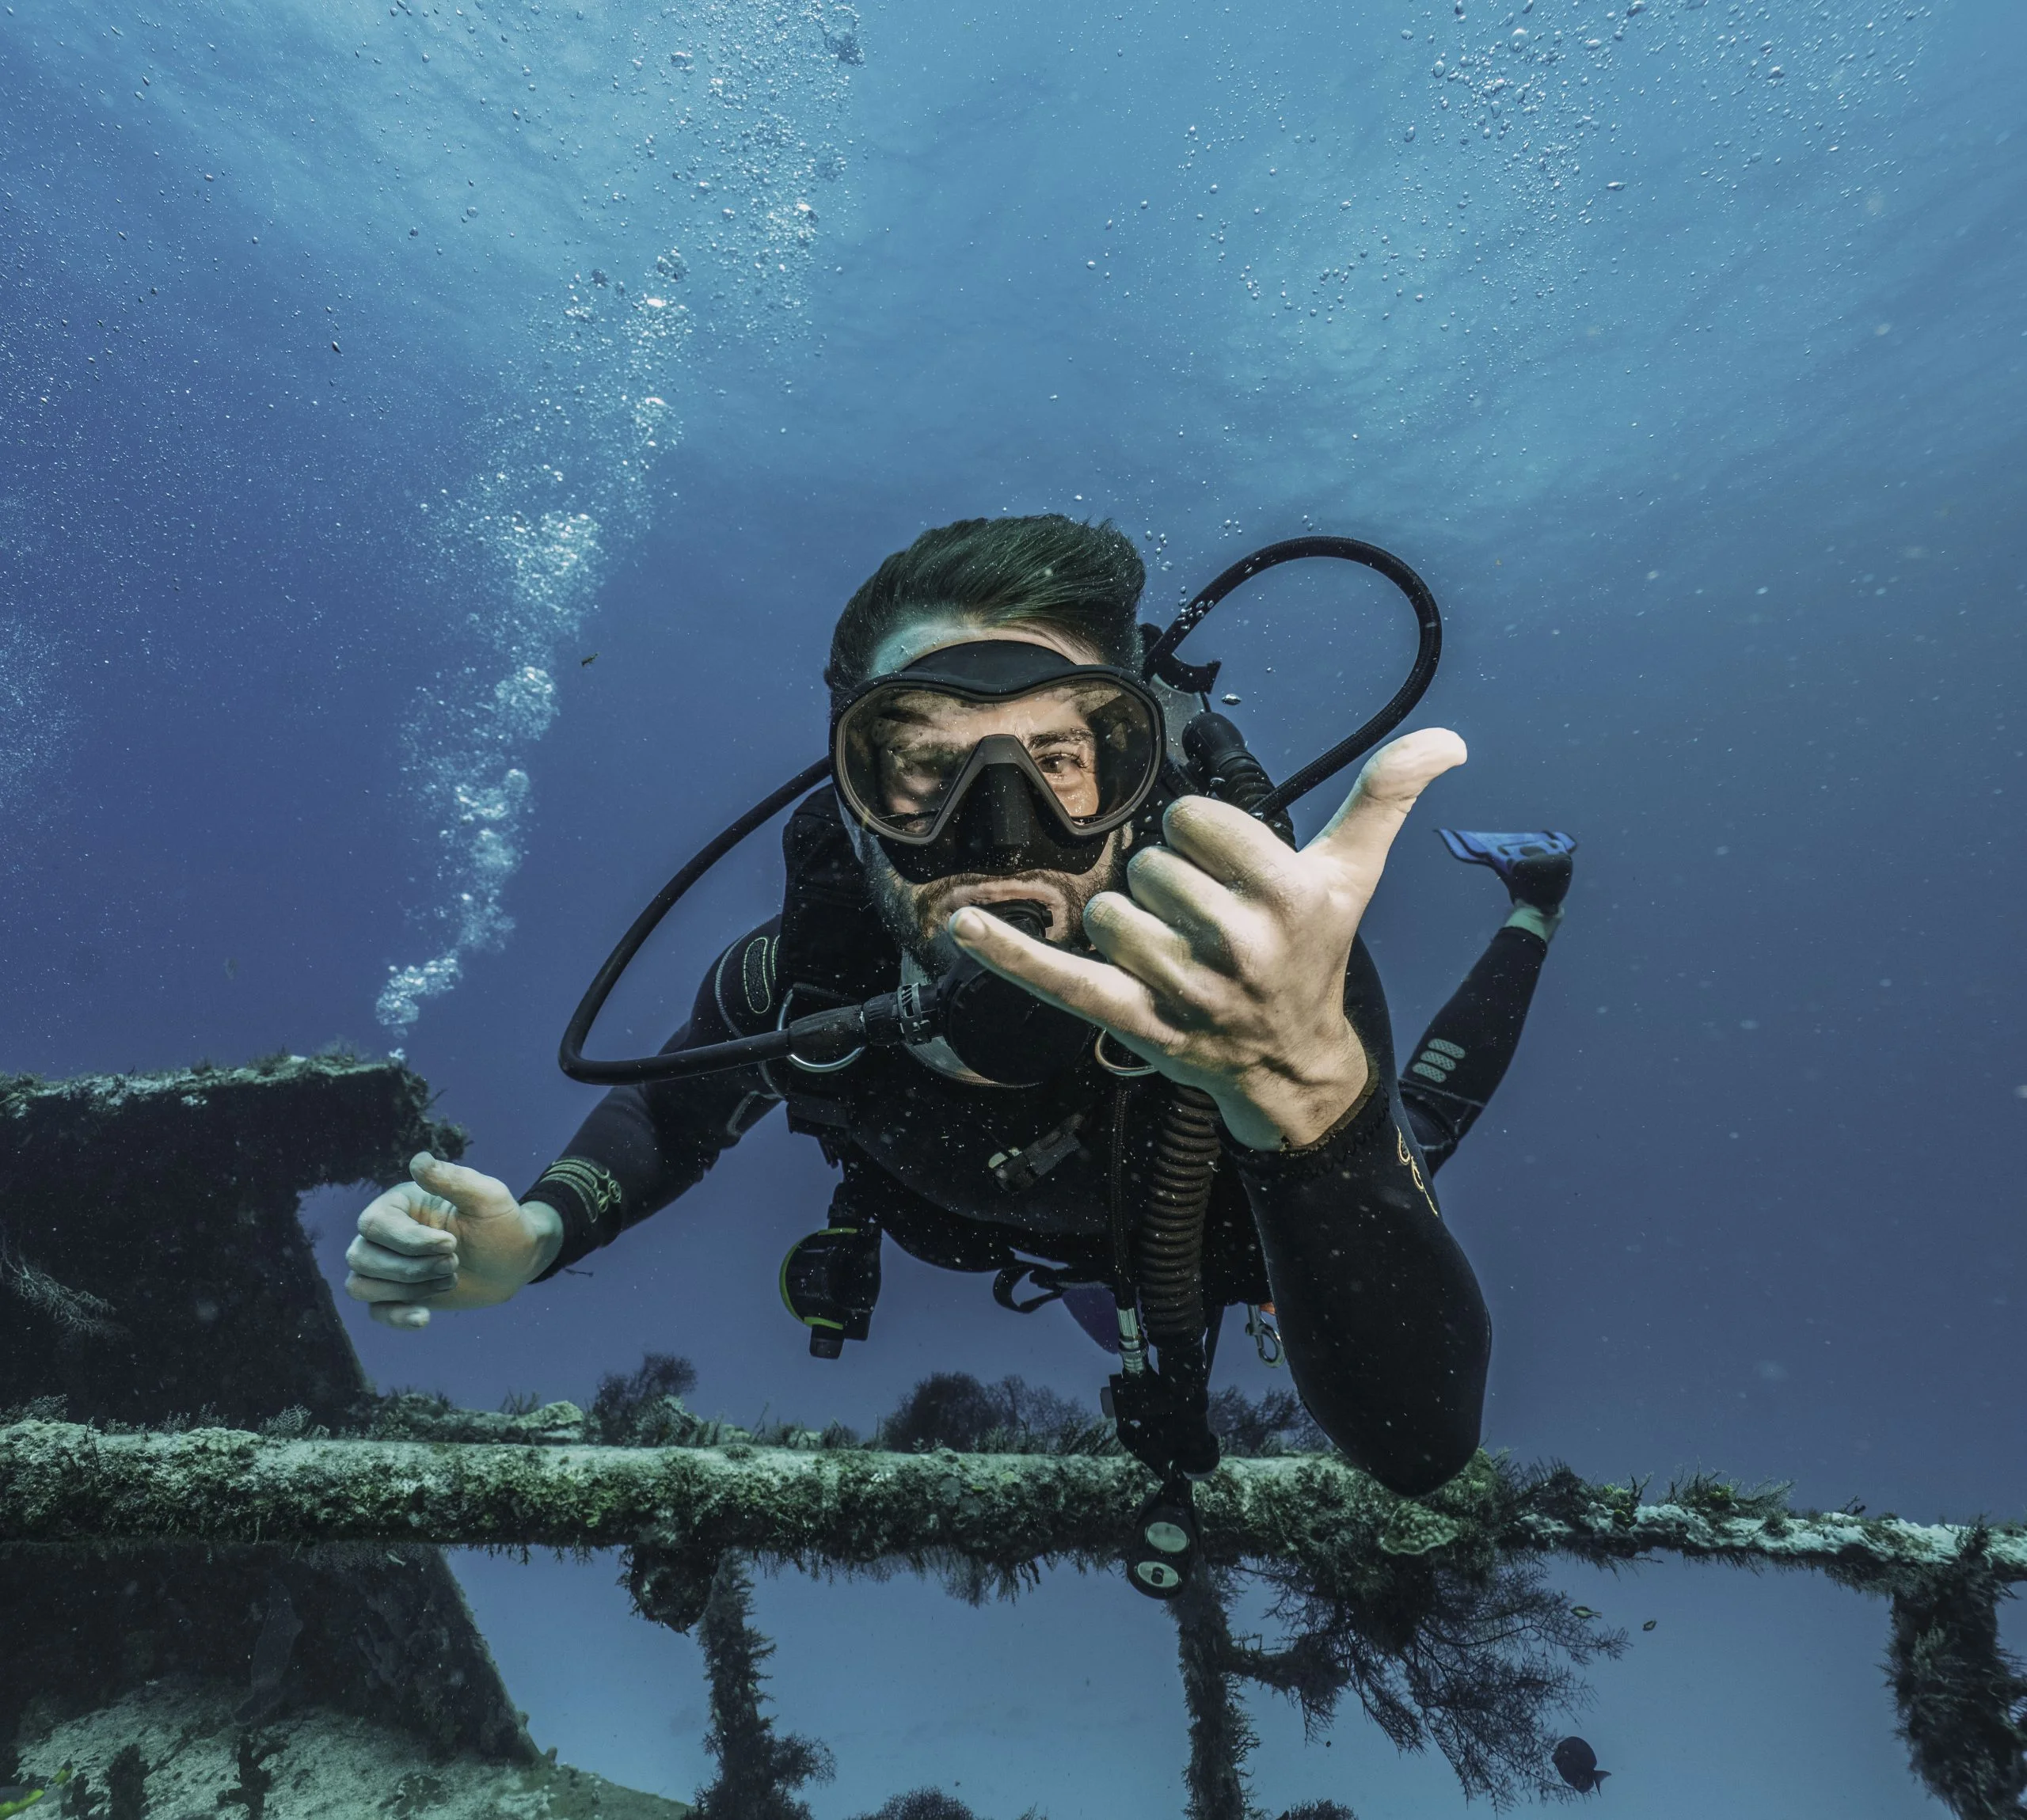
[560,758,832,1085]
[1138,1083,1223,1345]
[1143,718,1295,1361]
[1143,534,1442,822]
[1182,712,1298,847]
[1137,721,1302,1480]
[1139,1082,1223,1482]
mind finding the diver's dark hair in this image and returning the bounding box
[827,515,1146,705]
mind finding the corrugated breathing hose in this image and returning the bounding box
[1128,711,1306,1476]
[1138,1082,1223,1348]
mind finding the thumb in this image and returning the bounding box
[1307,728,1467,880]
[408,1153,515,1221]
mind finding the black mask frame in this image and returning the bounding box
[831,644,1169,883]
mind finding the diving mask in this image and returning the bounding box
[832,640,1166,883]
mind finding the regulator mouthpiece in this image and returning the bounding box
[935,899,1097,1087]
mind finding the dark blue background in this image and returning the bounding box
[6,0,2025,1811]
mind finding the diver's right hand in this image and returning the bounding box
[345,1153,563,1330]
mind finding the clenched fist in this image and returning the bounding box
[344,1153,563,1329]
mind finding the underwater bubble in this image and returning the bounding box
[380,2,853,1034]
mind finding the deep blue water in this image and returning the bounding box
[5,0,2026,1811]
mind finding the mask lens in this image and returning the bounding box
[843,687,971,834]
[838,674,1159,842]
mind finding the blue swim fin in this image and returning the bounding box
[1437,828,1577,910]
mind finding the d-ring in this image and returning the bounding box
[782,994,864,1073]
[1093,1030,1158,1078]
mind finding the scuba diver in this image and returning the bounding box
[345,515,1575,1595]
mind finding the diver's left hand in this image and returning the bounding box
[949,728,1466,1150]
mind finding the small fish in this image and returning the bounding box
[1571,1605,1602,1619]
[580,652,599,667]
[330,340,340,353]
[1553,1735,1611,1794]
[1642,1619,1657,1631]
[224,957,238,978]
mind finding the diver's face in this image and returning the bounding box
[858,618,1132,970]
[868,685,1110,829]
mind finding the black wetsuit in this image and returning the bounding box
[526,801,1553,1496]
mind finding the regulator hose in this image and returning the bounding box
[1142,532,1443,823]
[1127,716,1307,1484]
[1139,1082,1224,1347]
[1181,712,1297,845]
[1139,716,1303,1374]
[560,534,1438,1090]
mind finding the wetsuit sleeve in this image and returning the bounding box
[520,923,786,1280]
[1398,924,1550,1172]
[1227,937,1491,1496]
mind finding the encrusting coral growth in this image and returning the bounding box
[1172,1569,1261,1820]
[8,1405,2020,1586]
[1885,1529,2027,1818]
[690,1555,835,1820]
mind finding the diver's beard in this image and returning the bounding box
[861,838,1128,977]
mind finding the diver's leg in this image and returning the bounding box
[1401,834,1574,1171]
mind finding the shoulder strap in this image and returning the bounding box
[773,788,897,1133]
[778,788,896,1005]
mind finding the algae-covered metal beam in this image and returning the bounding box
[5,1419,2022,1590]
[1,1051,464,1203]
[1,1053,464,1430]
[11,1412,2022,1811]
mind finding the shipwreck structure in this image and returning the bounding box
[3,1055,2024,1818]
[0,1055,687,1819]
